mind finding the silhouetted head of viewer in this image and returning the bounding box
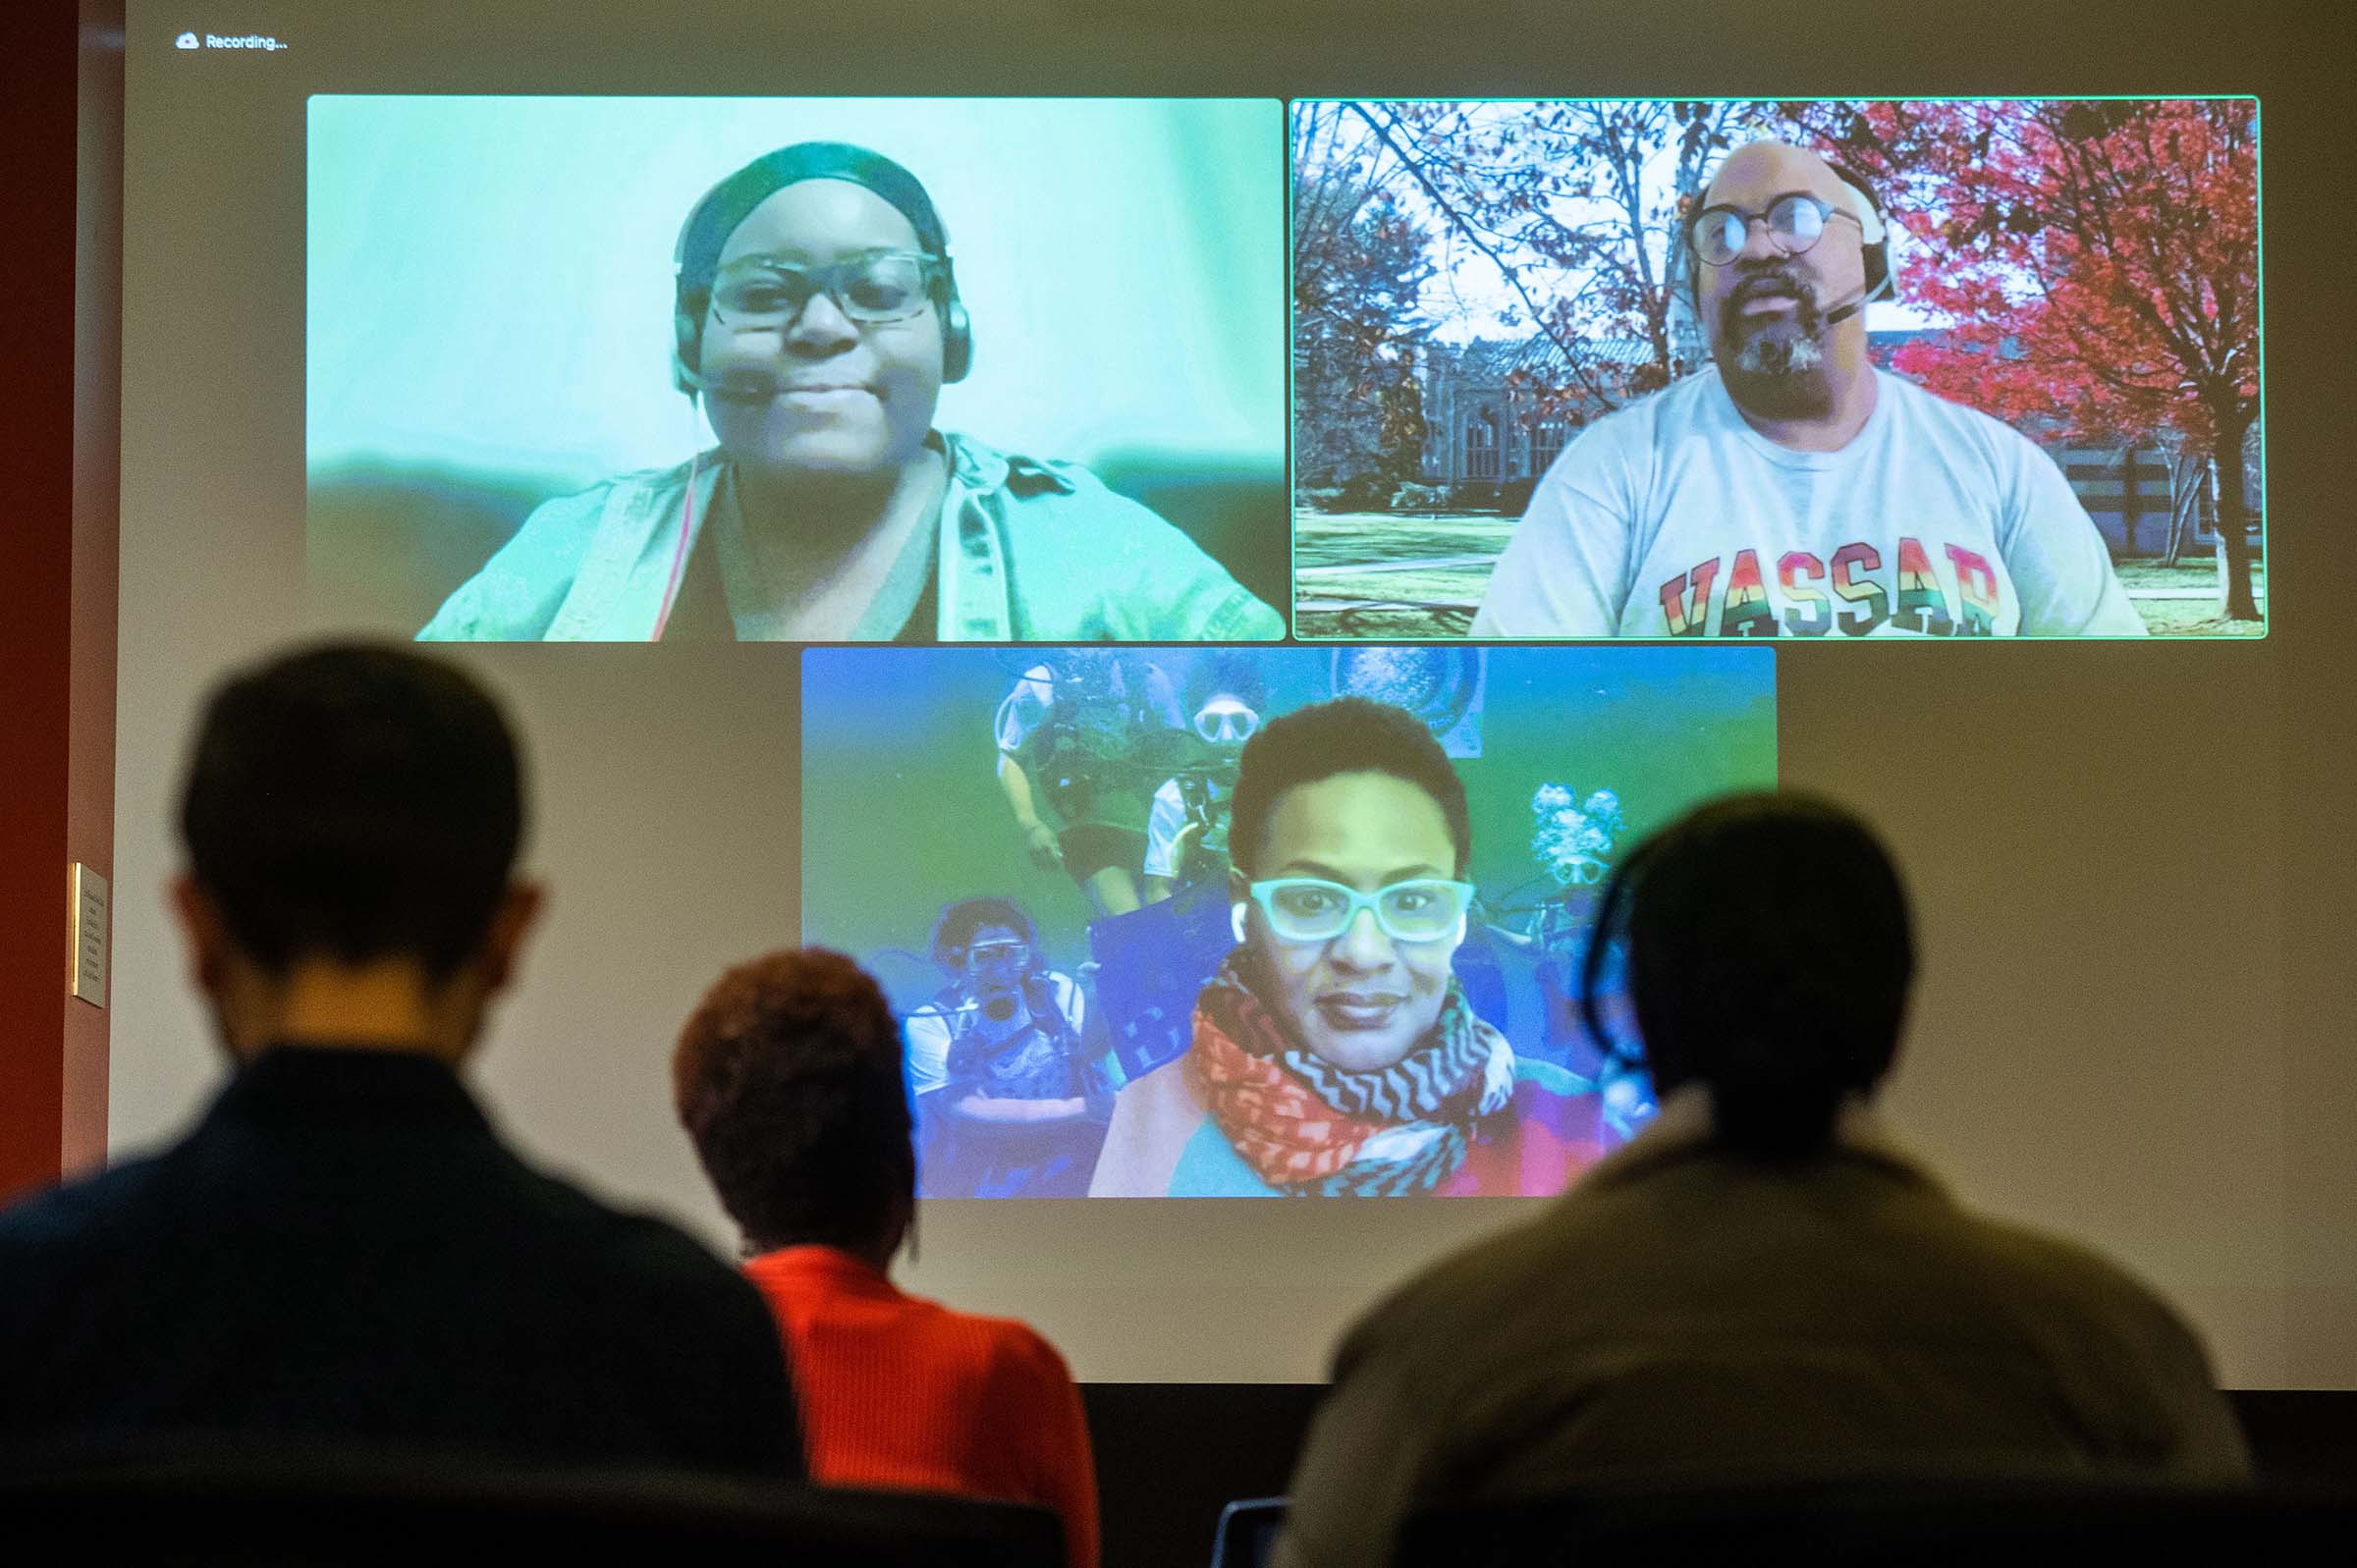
[674,949,917,1267]
[175,643,542,1064]
[1585,790,1914,1160]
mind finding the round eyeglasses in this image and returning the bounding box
[1687,193,1863,267]
[708,249,943,329]
[1247,878,1473,945]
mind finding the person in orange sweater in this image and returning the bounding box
[673,947,1099,1568]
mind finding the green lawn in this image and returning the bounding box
[1289,510,2269,638]
[2132,601,2269,636]
[1293,511,1507,638]
[2114,559,2268,636]
[1292,510,1517,569]
[2113,558,2268,591]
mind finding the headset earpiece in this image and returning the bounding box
[672,293,705,399]
[1231,902,1249,946]
[672,171,724,401]
[938,263,973,385]
[1830,166,1893,305]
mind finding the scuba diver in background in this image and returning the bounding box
[1483,784,1655,1136]
[904,897,1108,1197]
[1143,653,1268,903]
[994,652,1184,919]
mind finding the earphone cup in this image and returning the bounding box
[1865,240,1892,301]
[942,297,973,384]
[673,298,701,398]
[1231,903,1248,946]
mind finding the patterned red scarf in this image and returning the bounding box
[1186,949,1511,1196]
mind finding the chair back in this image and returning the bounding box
[0,1445,1066,1567]
[1209,1495,1288,1568]
[1399,1475,2357,1567]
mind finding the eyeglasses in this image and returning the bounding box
[708,249,944,329]
[1247,878,1474,945]
[1688,193,1863,267]
[1193,698,1261,744]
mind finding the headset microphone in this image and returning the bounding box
[1821,267,1893,329]
[1819,168,1893,330]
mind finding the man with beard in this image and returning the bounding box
[1471,140,2141,638]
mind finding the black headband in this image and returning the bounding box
[676,141,951,296]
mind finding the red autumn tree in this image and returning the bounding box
[1806,97,2261,619]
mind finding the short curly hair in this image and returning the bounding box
[1226,696,1471,878]
[673,948,914,1254]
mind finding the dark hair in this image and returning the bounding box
[676,140,951,298]
[1226,696,1471,878]
[930,897,1039,970]
[674,948,915,1255]
[177,643,523,980]
[1183,652,1268,718]
[1586,792,1913,1161]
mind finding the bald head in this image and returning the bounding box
[1703,140,1875,231]
[1691,138,1881,420]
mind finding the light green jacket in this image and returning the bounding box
[418,432,1283,642]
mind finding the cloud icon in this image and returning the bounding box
[175,31,199,49]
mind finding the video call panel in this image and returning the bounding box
[303,96,1287,642]
[1291,96,2263,640]
[801,645,1777,1198]
[300,92,2264,650]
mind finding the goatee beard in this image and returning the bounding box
[1720,275,1829,377]
[1717,280,1836,416]
[1734,333,1826,377]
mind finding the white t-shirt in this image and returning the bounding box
[1143,776,1229,879]
[1471,369,2145,638]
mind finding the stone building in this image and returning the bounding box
[1417,336,1668,497]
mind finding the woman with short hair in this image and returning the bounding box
[1087,696,1610,1197]
[673,947,1098,1568]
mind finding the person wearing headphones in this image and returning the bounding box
[1088,698,1610,1198]
[903,897,1105,1197]
[420,141,1283,642]
[1472,139,2141,638]
[1275,793,2244,1568]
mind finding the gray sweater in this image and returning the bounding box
[1278,1093,2248,1568]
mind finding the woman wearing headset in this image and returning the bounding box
[421,142,1283,642]
[1087,697,1612,1197]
